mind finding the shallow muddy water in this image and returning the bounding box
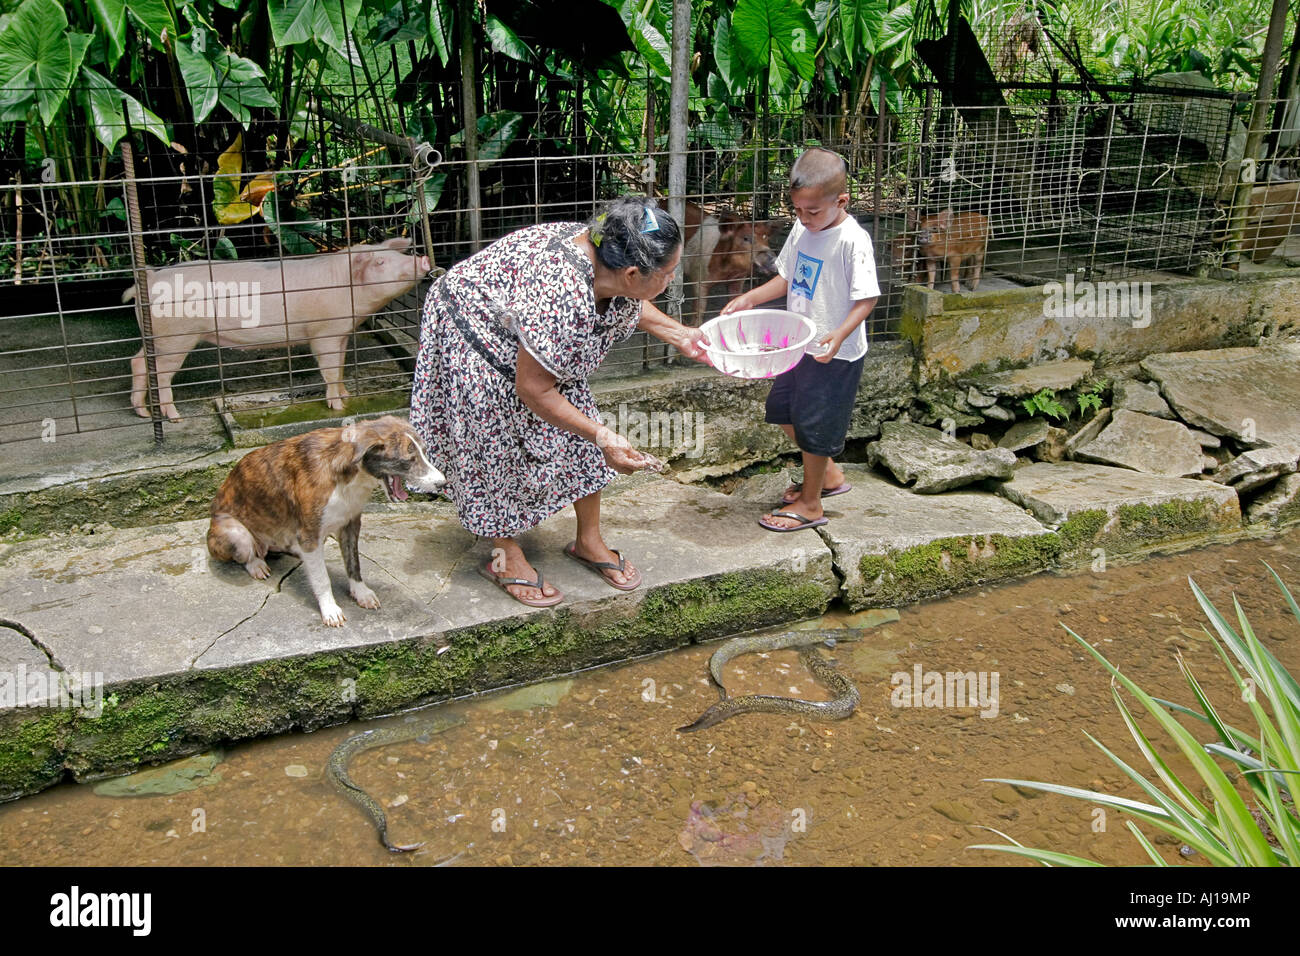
[4,529,1298,866]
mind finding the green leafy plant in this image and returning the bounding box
[1020,388,1070,421]
[1076,379,1107,417]
[972,565,1300,866]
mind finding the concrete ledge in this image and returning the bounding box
[995,462,1242,553]
[902,273,1299,384]
[0,474,838,799]
[812,465,1057,609]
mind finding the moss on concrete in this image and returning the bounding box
[0,462,235,539]
[852,496,1231,607]
[857,531,1061,604]
[3,565,835,799]
[0,708,72,799]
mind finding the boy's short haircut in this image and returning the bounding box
[790,147,848,199]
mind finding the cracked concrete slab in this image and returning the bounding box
[995,462,1241,544]
[1141,345,1300,446]
[0,473,839,797]
[806,465,1054,609]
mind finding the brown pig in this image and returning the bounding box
[909,209,990,293]
[682,201,778,325]
[124,238,431,421]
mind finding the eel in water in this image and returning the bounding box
[327,712,465,853]
[679,629,862,733]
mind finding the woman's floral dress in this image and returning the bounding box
[409,222,642,538]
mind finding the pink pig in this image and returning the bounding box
[124,238,431,421]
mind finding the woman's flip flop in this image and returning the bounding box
[758,511,830,533]
[477,561,563,607]
[564,544,642,591]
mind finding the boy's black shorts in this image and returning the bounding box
[764,352,865,457]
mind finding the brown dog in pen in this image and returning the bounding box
[206,416,444,626]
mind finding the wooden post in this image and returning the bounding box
[1224,0,1291,269]
[460,0,482,251]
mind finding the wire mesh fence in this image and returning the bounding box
[1,83,1297,446]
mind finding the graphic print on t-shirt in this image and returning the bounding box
[789,252,824,312]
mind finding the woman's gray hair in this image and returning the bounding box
[588,196,681,275]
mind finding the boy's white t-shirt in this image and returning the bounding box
[776,215,880,362]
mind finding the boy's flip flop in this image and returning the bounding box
[758,511,830,532]
[478,561,563,607]
[780,482,852,505]
[564,544,642,591]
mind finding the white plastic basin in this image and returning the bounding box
[699,309,817,379]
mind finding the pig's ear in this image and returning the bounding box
[936,209,953,229]
[348,248,376,278]
[381,237,413,251]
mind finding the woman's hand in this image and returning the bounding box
[595,425,657,474]
[676,326,713,365]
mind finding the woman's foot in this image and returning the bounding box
[565,539,641,589]
[483,544,561,605]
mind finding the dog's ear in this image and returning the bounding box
[338,421,386,469]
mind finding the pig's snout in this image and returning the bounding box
[755,250,778,274]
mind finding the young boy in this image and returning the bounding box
[721,147,879,532]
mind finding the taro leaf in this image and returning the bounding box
[174,36,218,123]
[240,174,277,209]
[89,0,126,68]
[210,49,277,125]
[839,0,883,68]
[603,0,670,78]
[370,0,427,45]
[82,66,168,148]
[124,0,175,42]
[0,0,77,125]
[485,13,533,62]
[262,191,323,257]
[712,11,748,94]
[452,110,523,166]
[427,0,452,66]
[268,0,361,53]
[212,134,251,226]
[80,66,125,150]
[731,0,817,81]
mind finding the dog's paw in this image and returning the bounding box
[245,557,271,580]
[319,602,347,627]
[350,581,380,609]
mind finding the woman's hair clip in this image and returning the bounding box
[641,206,660,234]
[592,212,606,247]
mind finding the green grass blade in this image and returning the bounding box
[1082,727,1236,865]
[967,845,1105,866]
[1063,626,1277,866]
[1125,820,1170,866]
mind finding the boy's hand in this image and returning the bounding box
[720,291,756,315]
[814,331,845,363]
